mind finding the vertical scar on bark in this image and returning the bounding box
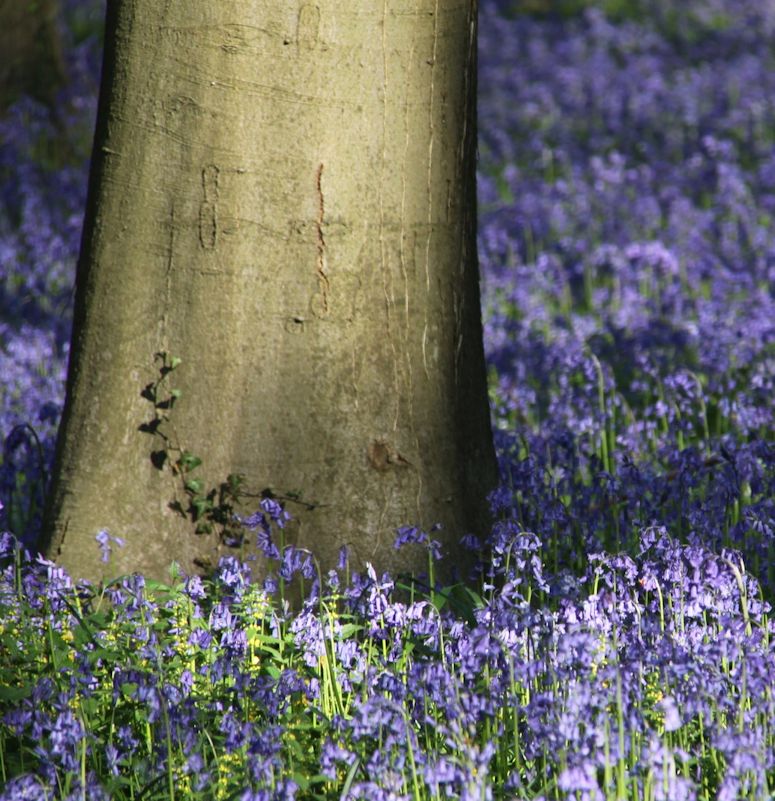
[199,164,219,250]
[160,202,175,347]
[315,163,330,313]
[55,518,69,558]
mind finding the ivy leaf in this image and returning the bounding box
[185,478,205,495]
[192,496,214,521]
[178,452,202,473]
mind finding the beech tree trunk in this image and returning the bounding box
[42,0,497,585]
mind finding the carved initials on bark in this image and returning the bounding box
[297,4,321,49]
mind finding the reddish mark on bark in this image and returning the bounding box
[315,163,330,313]
[367,439,411,471]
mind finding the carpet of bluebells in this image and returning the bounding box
[1,1,774,799]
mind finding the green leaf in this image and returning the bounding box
[304,774,336,787]
[192,497,214,517]
[226,473,244,493]
[286,736,308,762]
[144,577,176,595]
[337,623,363,639]
[340,757,361,799]
[178,452,202,472]
[119,682,139,700]
[0,684,32,702]
[185,478,205,495]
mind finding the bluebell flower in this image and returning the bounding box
[104,743,121,777]
[278,545,314,583]
[0,774,50,801]
[239,791,270,801]
[320,739,356,780]
[94,529,125,564]
[659,695,682,732]
[48,709,85,773]
[215,555,252,598]
[184,573,207,601]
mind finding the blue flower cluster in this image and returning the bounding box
[1,510,773,799]
[479,0,775,589]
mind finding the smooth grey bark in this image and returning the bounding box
[43,0,497,586]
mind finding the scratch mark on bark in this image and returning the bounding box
[378,1,401,431]
[399,1,417,333]
[423,0,439,297]
[399,0,421,509]
[159,202,175,350]
[420,0,439,391]
[55,518,69,558]
[199,164,219,250]
[453,1,479,386]
[350,341,359,411]
[422,322,430,379]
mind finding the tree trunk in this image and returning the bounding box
[42,0,497,586]
[0,0,66,111]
